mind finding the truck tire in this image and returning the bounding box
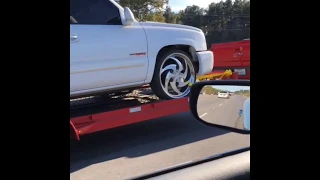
[151,49,196,100]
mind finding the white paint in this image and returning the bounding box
[70,0,214,97]
[157,161,193,171]
[234,68,246,75]
[129,107,141,113]
[200,113,207,118]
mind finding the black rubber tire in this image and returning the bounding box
[150,49,196,100]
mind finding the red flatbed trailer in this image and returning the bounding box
[70,88,190,140]
[69,70,242,140]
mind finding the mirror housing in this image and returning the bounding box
[189,80,250,134]
[243,98,250,131]
[123,7,135,26]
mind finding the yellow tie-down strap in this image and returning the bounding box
[188,70,233,87]
[197,69,232,81]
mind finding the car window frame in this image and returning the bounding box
[70,0,123,25]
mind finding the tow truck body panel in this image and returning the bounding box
[210,39,250,79]
[70,95,189,137]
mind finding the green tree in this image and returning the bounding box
[179,5,206,28]
[120,0,168,22]
[234,89,250,95]
[201,86,220,95]
[163,6,178,23]
[178,0,250,46]
[119,0,250,44]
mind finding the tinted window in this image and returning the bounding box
[70,0,122,25]
[220,91,227,93]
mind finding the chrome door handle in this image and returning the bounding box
[70,34,79,43]
[70,35,78,40]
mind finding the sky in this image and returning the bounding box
[169,0,222,12]
[212,85,250,92]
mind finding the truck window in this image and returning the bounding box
[70,0,122,25]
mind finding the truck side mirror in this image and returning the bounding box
[123,7,135,26]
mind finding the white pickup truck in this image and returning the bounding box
[70,0,214,100]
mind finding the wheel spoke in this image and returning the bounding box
[170,80,181,94]
[168,57,183,72]
[181,65,188,79]
[161,64,176,74]
[177,76,193,87]
[164,72,175,91]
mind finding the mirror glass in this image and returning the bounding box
[197,85,250,131]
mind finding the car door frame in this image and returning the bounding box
[70,0,148,96]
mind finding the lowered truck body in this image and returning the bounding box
[70,0,213,100]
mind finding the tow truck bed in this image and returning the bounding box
[70,70,239,140]
[70,88,190,140]
[70,91,159,118]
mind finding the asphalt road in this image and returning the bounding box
[197,95,247,129]
[70,99,250,180]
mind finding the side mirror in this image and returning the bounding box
[189,80,250,134]
[243,98,250,131]
[123,7,135,26]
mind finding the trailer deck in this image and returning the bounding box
[70,70,238,140]
[70,88,190,140]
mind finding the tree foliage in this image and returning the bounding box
[201,86,250,96]
[201,86,220,95]
[120,0,250,45]
[234,89,250,95]
[120,0,168,22]
[163,6,179,24]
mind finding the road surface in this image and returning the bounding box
[70,100,250,180]
[197,95,247,129]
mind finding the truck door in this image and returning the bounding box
[70,0,148,92]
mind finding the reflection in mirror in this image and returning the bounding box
[197,85,250,131]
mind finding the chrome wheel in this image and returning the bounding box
[159,53,196,98]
